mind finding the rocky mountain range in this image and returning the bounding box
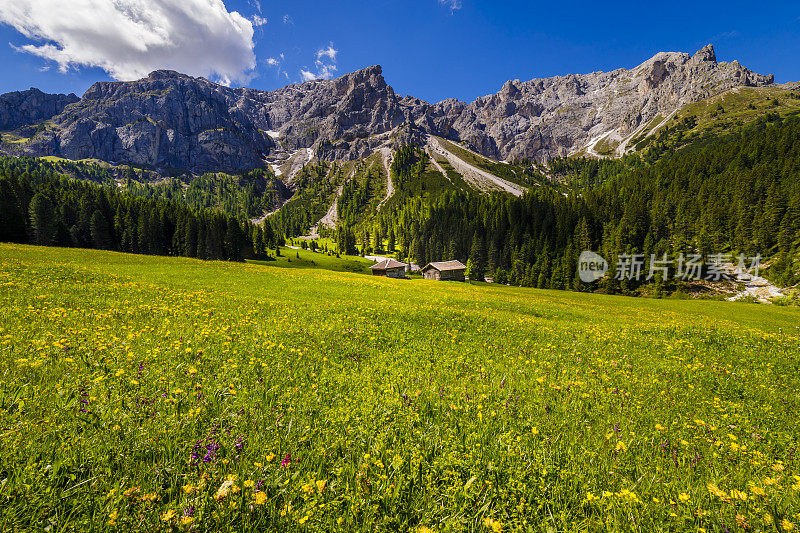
[0,88,78,131]
[0,44,780,173]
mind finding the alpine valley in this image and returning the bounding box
[1,44,798,297]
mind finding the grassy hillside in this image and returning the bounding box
[437,138,543,188]
[1,245,799,532]
[250,246,373,274]
[635,87,800,154]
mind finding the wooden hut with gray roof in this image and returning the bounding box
[369,258,408,278]
[421,260,467,281]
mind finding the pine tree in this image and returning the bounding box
[89,210,112,250]
[28,193,57,246]
[388,228,395,252]
[469,233,486,281]
[487,239,498,274]
[254,225,265,258]
[0,181,26,243]
[184,217,198,258]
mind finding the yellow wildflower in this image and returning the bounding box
[483,517,502,532]
[731,489,748,501]
[707,483,730,502]
[735,514,749,529]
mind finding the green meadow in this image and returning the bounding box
[250,246,373,274]
[1,244,799,532]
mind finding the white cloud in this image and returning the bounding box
[0,0,257,84]
[438,0,462,11]
[265,53,284,67]
[252,15,267,27]
[300,43,338,81]
[316,62,337,78]
[317,44,337,62]
[300,62,337,81]
[282,14,293,25]
[249,0,261,12]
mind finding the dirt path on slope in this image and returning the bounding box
[376,148,394,210]
[426,147,451,183]
[315,166,358,232]
[427,136,525,197]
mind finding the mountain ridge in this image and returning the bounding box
[0,88,78,131]
[0,45,782,173]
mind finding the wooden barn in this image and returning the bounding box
[421,260,466,281]
[369,258,407,279]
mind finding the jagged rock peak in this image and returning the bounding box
[0,88,79,130]
[0,46,780,171]
[693,43,717,62]
[330,65,388,93]
[146,70,197,80]
[413,43,776,162]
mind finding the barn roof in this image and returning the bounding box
[422,260,467,272]
[369,258,407,270]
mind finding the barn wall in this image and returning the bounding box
[423,269,440,280]
[387,268,405,279]
[440,270,465,281]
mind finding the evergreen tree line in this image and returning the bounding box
[120,168,285,220]
[2,113,798,291]
[271,159,339,238]
[373,115,800,290]
[337,165,379,226]
[0,160,280,261]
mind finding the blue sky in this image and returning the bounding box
[0,0,798,104]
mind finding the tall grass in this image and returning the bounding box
[1,244,798,532]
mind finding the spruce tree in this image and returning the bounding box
[469,234,486,281]
[89,210,112,250]
[28,193,57,246]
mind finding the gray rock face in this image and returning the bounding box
[0,44,777,171]
[0,88,78,130]
[25,71,276,172]
[5,67,408,172]
[418,44,775,161]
